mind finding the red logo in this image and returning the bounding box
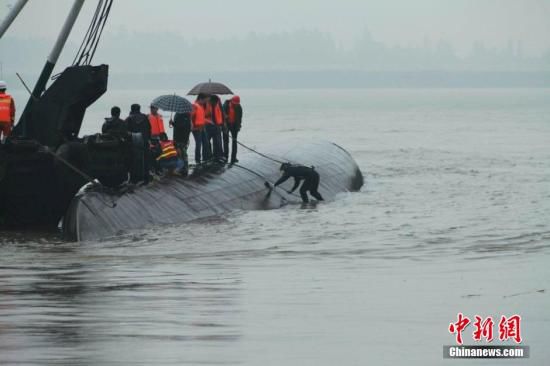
[499,315,522,343]
[473,315,494,342]
[449,313,470,345]
[449,313,522,344]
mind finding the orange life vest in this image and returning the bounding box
[204,103,213,124]
[157,140,178,161]
[214,103,223,126]
[0,93,15,124]
[148,113,165,136]
[227,102,236,125]
[191,102,205,130]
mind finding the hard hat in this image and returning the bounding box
[0,81,6,89]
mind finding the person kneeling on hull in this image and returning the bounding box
[155,133,182,175]
[274,163,324,203]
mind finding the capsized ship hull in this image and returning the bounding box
[63,141,364,241]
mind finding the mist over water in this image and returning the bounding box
[1,88,549,365]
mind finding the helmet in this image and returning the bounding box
[0,80,6,89]
[231,95,240,104]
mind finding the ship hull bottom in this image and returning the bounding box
[64,141,364,241]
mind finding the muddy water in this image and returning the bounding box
[1,88,549,365]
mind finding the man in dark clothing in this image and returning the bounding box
[170,112,191,148]
[102,106,127,137]
[170,112,191,164]
[222,95,242,164]
[126,104,151,142]
[274,163,324,203]
[125,104,152,182]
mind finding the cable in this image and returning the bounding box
[231,162,271,181]
[71,0,102,65]
[71,0,113,67]
[45,148,117,208]
[226,134,286,164]
[85,0,112,64]
[45,148,96,184]
[231,162,301,199]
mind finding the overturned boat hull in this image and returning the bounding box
[63,141,363,241]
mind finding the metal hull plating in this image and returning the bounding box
[64,141,363,241]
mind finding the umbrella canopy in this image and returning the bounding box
[151,94,193,114]
[187,81,233,95]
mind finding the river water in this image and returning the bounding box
[1,88,549,365]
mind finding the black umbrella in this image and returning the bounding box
[151,94,193,114]
[187,80,233,95]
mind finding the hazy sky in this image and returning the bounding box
[2,0,550,57]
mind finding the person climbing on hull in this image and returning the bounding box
[274,163,324,203]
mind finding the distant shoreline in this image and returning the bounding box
[109,70,550,89]
[5,71,550,91]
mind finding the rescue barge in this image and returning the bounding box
[0,0,363,241]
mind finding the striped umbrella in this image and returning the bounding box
[151,94,193,114]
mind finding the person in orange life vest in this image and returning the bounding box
[222,95,242,164]
[148,105,166,140]
[155,133,181,175]
[191,94,208,164]
[204,95,224,160]
[0,81,16,142]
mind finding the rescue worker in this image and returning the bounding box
[169,111,191,175]
[156,133,180,175]
[191,94,207,164]
[102,106,127,138]
[274,163,324,203]
[205,95,224,160]
[222,95,242,164]
[0,81,16,142]
[125,103,152,182]
[148,105,166,140]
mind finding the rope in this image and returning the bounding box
[51,0,113,80]
[195,133,305,198]
[71,0,113,66]
[231,162,301,199]
[227,135,285,164]
[45,148,96,184]
[231,162,271,182]
[71,0,103,65]
[44,148,117,208]
[86,0,112,64]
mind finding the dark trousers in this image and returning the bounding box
[223,127,239,163]
[300,172,324,203]
[175,130,190,166]
[205,124,222,159]
[174,131,190,151]
[192,130,203,163]
[201,128,211,161]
